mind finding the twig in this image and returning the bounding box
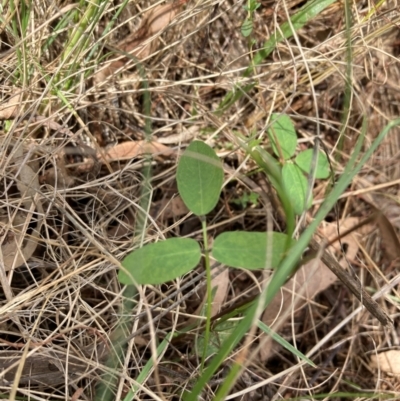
[307,238,392,326]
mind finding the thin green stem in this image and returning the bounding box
[200,216,212,372]
[247,145,295,241]
[61,0,101,63]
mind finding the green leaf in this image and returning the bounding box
[241,18,253,37]
[295,149,330,179]
[119,238,201,285]
[212,231,292,269]
[282,163,311,215]
[243,0,261,12]
[176,141,224,216]
[268,114,297,159]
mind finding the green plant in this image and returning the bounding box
[241,0,261,38]
[115,112,400,399]
[6,0,32,82]
[231,191,259,208]
[188,118,400,401]
[267,113,330,215]
[117,139,296,282]
[118,140,295,370]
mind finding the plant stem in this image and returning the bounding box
[200,216,212,372]
[247,145,295,241]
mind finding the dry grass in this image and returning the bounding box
[1,0,400,400]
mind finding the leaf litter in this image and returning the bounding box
[94,0,187,82]
[1,0,400,398]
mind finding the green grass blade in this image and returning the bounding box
[58,0,108,89]
[122,333,173,401]
[85,0,130,67]
[281,392,396,400]
[94,45,155,401]
[257,320,316,367]
[183,301,257,401]
[61,0,102,63]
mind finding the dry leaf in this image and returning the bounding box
[191,269,230,320]
[151,196,189,220]
[0,89,23,119]
[356,195,400,268]
[1,144,43,271]
[106,212,135,240]
[95,1,185,82]
[40,164,75,188]
[144,1,185,36]
[100,140,175,161]
[210,269,230,317]
[375,210,400,263]
[262,260,337,327]
[319,217,372,266]
[61,140,175,176]
[260,260,337,361]
[370,350,400,376]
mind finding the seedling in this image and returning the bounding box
[241,0,261,38]
[118,140,294,286]
[118,140,294,371]
[231,191,259,208]
[116,114,400,401]
[267,113,330,215]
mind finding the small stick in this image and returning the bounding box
[307,238,393,326]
